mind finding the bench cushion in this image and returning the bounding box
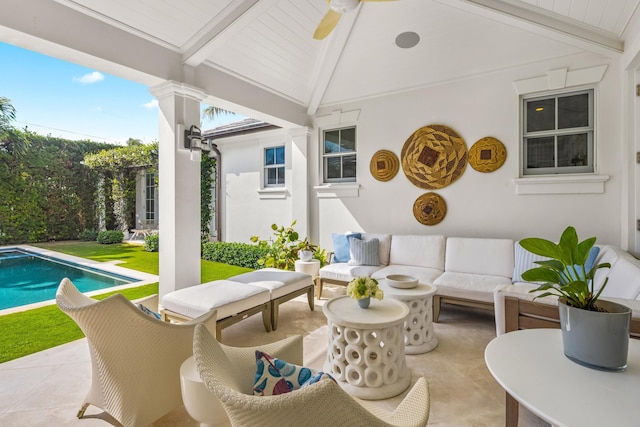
[319,263,384,283]
[434,272,513,303]
[228,268,313,300]
[161,280,270,320]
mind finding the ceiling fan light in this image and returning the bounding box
[395,31,420,49]
[329,0,360,14]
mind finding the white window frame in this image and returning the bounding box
[263,145,285,188]
[322,126,357,184]
[144,172,156,221]
[522,88,595,176]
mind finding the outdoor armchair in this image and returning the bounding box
[55,278,217,427]
[192,323,430,427]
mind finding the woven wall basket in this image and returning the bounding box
[468,137,507,173]
[401,124,467,189]
[413,192,447,226]
[370,150,400,182]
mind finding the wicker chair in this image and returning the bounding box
[192,323,430,427]
[55,278,217,427]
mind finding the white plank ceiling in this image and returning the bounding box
[50,0,640,115]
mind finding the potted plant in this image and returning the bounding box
[346,276,384,309]
[520,226,631,371]
[296,238,318,262]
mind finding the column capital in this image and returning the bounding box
[149,80,207,102]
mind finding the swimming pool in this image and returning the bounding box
[0,248,138,310]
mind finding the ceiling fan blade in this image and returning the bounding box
[313,9,342,40]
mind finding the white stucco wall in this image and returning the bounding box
[311,52,625,250]
[217,129,295,243]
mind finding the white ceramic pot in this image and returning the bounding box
[299,250,313,262]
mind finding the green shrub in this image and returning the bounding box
[78,229,99,241]
[144,233,159,252]
[96,230,124,244]
[201,241,268,269]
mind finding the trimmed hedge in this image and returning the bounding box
[201,241,268,269]
[78,229,99,241]
[97,230,124,244]
[144,233,159,252]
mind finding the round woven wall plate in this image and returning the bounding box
[370,150,399,182]
[413,192,447,226]
[468,137,507,173]
[401,124,467,189]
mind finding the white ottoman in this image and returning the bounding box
[228,268,315,330]
[161,280,271,339]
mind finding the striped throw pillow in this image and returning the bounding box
[348,237,380,266]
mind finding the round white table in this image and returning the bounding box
[378,281,438,354]
[323,296,410,400]
[485,329,640,427]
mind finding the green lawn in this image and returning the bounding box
[0,241,252,363]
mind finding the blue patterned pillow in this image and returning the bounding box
[253,351,314,396]
[332,233,361,263]
[348,237,379,266]
[137,303,161,320]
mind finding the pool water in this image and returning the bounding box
[0,248,136,310]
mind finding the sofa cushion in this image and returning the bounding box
[332,232,361,263]
[444,237,514,278]
[389,234,445,270]
[373,265,443,285]
[362,233,392,266]
[593,245,621,291]
[319,263,384,283]
[600,255,640,300]
[434,272,513,303]
[348,237,379,266]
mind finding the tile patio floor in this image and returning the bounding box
[0,289,550,427]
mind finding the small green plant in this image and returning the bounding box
[144,233,159,252]
[96,230,124,244]
[78,229,99,241]
[250,221,326,270]
[520,226,611,311]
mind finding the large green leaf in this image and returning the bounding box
[521,267,561,283]
[519,237,558,259]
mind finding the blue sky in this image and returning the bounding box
[0,42,241,145]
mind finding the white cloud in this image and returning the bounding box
[143,99,158,109]
[73,71,104,84]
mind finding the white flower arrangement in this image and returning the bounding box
[346,276,384,301]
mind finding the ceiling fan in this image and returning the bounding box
[313,0,396,40]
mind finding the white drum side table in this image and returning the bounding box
[379,282,438,354]
[323,296,410,400]
[295,259,320,295]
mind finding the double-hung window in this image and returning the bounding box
[145,172,156,221]
[323,126,356,183]
[264,146,285,187]
[522,89,594,176]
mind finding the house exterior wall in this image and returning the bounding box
[308,52,625,250]
[217,129,296,244]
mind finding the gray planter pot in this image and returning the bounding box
[558,298,631,371]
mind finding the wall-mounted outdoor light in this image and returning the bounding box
[184,125,204,161]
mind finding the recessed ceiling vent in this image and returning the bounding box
[395,31,420,49]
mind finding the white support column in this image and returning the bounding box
[289,127,311,239]
[149,81,206,298]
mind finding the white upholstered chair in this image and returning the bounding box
[192,323,430,427]
[55,278,217,427]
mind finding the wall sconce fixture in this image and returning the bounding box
[184,125,204,161]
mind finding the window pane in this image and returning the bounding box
[526,137,555,168]
[275,146,285,165]
[342,155,356,178]
[526,99,555,132]
[325,130,340,154]
[265,148,274,165]
[277,167,285,185]
[340,127,356,152]
[558,94,589,129]
[557,134,588,167]
[266,168,276,185]
[326,157,342,179]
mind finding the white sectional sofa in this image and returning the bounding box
[494,244,640,338]
[319,233,640,329]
